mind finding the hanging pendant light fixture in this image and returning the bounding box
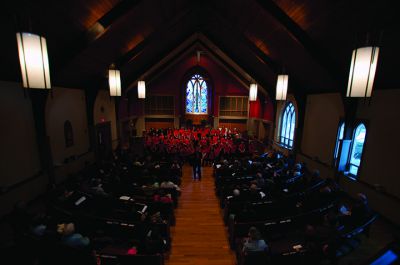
[138,80,146,99]
[108,65,121,96]
[275,74,288,101]
[16,32,51,89]
[346,46,379,97]
[249,83,258,101]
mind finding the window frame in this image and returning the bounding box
[333,121,345,163]
[185,73,209,115]
[279,101,296,149]
[347,122,368,178]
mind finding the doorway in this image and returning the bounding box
[95,122,112,162]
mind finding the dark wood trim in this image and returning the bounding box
[255,0,341,82]
[299,151,400,208]
[299,150,400,204]
[297,152,332,169]
[0,170,44,197]
[342,172,400,204]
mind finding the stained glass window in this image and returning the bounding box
[334,122,345,160]
[280,102,296,148]
[349,123,367,176]
[186,74,208,114]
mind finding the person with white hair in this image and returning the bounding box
[233,189,240,197]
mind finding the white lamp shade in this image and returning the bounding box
[16,32,51,89]
[108,69,121,96]
[346,46,379,97]
[276,75,288,100]
[249,83,257,101]
[138,80,146,99]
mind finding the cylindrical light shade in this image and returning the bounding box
[276,75,288,100]
[249,83,257,101]
[108,69,121,96]
[16,32,51,89]
[138,80,146,99]
[346,46,379,97]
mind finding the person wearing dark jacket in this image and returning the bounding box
[192,149,202,180]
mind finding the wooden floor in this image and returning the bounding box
[165,165,236,265]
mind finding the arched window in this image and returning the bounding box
[280,102,296,148]
[186,74,208,114]
[348,123,367,176]
[64,120,74,148]
[334,122,345,160]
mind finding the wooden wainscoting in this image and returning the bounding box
[218,119,247,132]
[145,118,175,130]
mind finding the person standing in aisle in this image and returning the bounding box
[192,149,202,180]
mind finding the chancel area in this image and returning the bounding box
[1,1,400,265]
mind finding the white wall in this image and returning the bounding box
[0,81,46,216]
[354,89,400,198]
[93,90,118,148]
[0,81,41,187]
[46,87,90,164]
[298,90,400,225]
[301,93,344,165]
[45,87,93,184]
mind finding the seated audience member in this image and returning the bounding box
[311,169,322,182]
[230,188,241,202]
[30,213,55,239]
[236,202,257,222]
[292,163,302,177]
[90,178,109,197]
[160,178,181,191]
[59,223,90,248]
[144,226,167,254]
[242,227,268,252]
[309,185,336,207]
[154,190,174,204]
[304,224,321,261]
[350,193,372,223]
[8,201,33,244]
[255,172,265,189]
[248,183,262,201]
[317,212,340,239]
[57,187,75,202]
[287,153,296,170]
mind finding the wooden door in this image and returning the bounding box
[95,122,112,162]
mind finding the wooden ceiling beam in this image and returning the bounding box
[255,0,341,81]
[116,7,192,67]
[53,0,142,77]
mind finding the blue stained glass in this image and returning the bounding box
[194,81,200,113]
[186,74,208,114]
[200,82,207,113]
[349,123,366,176]
[334,123,345,160]
[280,102,296,148]
[186,81,193,113]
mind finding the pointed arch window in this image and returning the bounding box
[280,102,296,148]
[186,74,208,114]
[348,123,367,176]
[334,122,345,161]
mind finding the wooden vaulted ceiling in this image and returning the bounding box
[1,0,397,97]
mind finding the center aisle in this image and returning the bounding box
[165,164,236,265]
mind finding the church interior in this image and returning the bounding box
[1,0,400,264]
